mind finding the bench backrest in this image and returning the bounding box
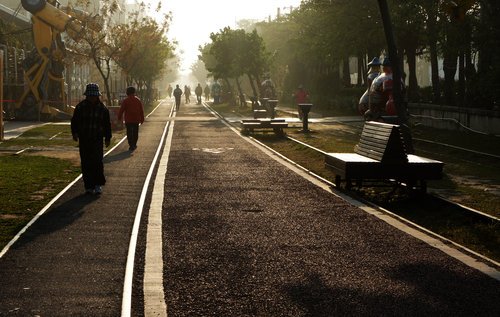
[354,121,408,163]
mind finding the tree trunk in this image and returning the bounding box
[424,1,440,104]
[443,50,457,106]
[235,76,243,105]
[255,73,262,97]
[405,47,418,102]
[464,39,477,105]
[247,73,258,97]
[356,55,363,87]
[223,78,235,106]
[443,19,460,107]
[429,39,440,103]
[458,51,465,107]
[342,58,350,87]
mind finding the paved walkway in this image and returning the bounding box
[0,100,498,316]
[1,121,49,140]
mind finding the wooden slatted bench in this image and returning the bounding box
[241,119,288,135]
[324,121,443,192]
[246,99,278,119]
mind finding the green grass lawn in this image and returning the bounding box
[0,124,76,148]
[0,155,80,249]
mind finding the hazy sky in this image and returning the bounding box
[141,0,302,73]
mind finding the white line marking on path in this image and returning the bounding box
[143,108,175,317]
[121,101,174,317]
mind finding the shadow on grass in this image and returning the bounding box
[9,193,99,251]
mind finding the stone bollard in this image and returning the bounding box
[298,103,313,132]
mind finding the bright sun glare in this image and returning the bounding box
[140,0,302,73]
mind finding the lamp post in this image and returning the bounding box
[377,0,413,152]
[0,49,4,141]
[377,0,405,124]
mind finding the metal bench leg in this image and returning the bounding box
[335,175,342,188]
[346,179,353,190]
[420,180,427,193]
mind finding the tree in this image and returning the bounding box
[390,0,427,101]
[64,0,123,106]
[475,0,500,108]
[66,0,175,105]
[191,59,209,84]
[199,27,271,103]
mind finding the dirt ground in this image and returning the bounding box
[26,148,81,166]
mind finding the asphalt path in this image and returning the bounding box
[151,102,499,316]
[0,100,173,316]
[0,99,499,316]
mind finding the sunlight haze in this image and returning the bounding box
[138,0,302,74]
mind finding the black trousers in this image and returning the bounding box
[175,97,181,110]
[79,139,105,190]
[126,123,139,148]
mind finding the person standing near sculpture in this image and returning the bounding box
[118,86,144,151]
[71,83,112,195]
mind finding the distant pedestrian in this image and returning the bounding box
[167,84,173,98]
[195,83,203,104]
[71,83,112,195]
[173,84,183,111]
[204,84,210,101]
[294,84,309,120]
[118,86,145,151]
[184,85,191,104]
[211,81,221,104]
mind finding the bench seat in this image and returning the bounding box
[253,109,268,118]
[241,119,288,135]
[324,121,443,191]
[325,153,443,181]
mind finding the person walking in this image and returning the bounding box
[167,84,173,98]
[195,83,203,104]
[173,84,183,111]
[184,85,191,104]
[118,86,145,151]
[71,83,112,195]
[211,81,221,104]
[204,84,210,101]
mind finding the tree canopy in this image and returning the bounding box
[200,0,499,109]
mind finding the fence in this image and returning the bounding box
[409,103,500,136]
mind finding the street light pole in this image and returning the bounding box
[377,0,406,124]
[377,0,413,152]
[0,49,4,141]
